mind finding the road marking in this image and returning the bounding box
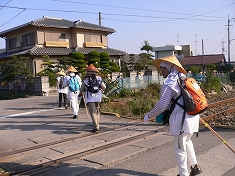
[0,108,58,118]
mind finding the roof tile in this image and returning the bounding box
[180,54,225,66]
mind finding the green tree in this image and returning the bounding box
[40,55,56,69]
[140,40,153,56]
[128,54,136,71]
[71,52,86,74]
[57,56,73,71]
[109,61,120,72]
[224,64,234,72]
[0,56,33,83]
[201,64,222,93]
[120,60,128,77]
[36,55,57,86]
[88,50,100,68]
[139,53,152,71]
[139,40,154,71]
[189,66,200,74]
[100,52,110,73]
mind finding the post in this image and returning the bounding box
[227,15,230,64]
[99,12,102,25]
[202,39,204,74]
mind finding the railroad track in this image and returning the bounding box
[1,97,235,176]
[0,124,170,176]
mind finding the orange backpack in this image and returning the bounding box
[178,78,208,115]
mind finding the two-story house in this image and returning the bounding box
[0,16,126,76]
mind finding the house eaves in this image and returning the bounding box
[180,54,226,66]
[0,46,126,59]
[0,16,115,37]
[75,47,125,55]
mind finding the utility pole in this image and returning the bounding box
[202,39,204,74]
[227,15,231,64]
[177,35,179,45]
[226,15,235,63]
[194,35,197,56]
[99,12,102,25]
[221,39,226,55]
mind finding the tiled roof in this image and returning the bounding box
[0,16,115,36]
[74,20,115,33]
[0,46,125,59]
[0,49,5,53]
[180,54,225,66]
[75,47,126,55]
[31,17,74,29]
[29,46,72,55]
[0,48,31,59]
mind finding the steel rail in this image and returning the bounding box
[0,119,140,158]
[1,97,235,175]
[6,126,169,176]
[208,97,235,107]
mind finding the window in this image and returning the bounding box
[8,37,17,49]
[60,33,66,39]
[84,34,101,43]
[22,32,35,46]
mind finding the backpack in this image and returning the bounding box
[69,76,80,92]
[177,77,208,115]
[59,76,64,89]
[86,76,101,94]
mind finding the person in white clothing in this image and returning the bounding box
[63,66,82,119]
[56,70,68,109]
[144,55,202,176]
[78,64,106,133]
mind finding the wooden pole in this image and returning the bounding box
[200,118,235,154]
[82,94,90,119]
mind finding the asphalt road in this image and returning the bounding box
[0,95,235,176]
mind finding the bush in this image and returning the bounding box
[100,83,161,119]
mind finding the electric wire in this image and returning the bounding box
[0,9,25,28]
[0,0,12,10]
[52,0,230,20]
[0,5,225,22]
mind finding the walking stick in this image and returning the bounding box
[200,118,235,154]
[82,93,90,119]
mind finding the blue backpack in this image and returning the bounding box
[69,76,79,92]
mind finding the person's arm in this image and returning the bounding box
[78,82,85,97]
[56,77,60,89]
[100,81,106,93]
[63,76,69,88]
[147,86,175,119]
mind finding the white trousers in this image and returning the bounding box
[69,92,79,116]
[174,134,198,176]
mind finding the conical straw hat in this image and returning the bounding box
[152,55,186,74]
[67,65,78,72]
[56,70,66,76]
[85,64,99,73]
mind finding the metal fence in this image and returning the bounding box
[119,73,230,90]
[121,75,163,89]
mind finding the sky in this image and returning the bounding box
[0,0,235,61]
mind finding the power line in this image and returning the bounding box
[0,0,12,10]
[0,5,226,24]
[52,0,230,20]
[0,9,25,28]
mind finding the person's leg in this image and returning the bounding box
[186,134,202,176]
[87,102,99,131]
[70,92,77,117]
[59,93,62,107]
[186,134,197,166]
[63,93,68,108]
[174,134,189,176]
[73,93,79,115]
[95,102,100,130]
